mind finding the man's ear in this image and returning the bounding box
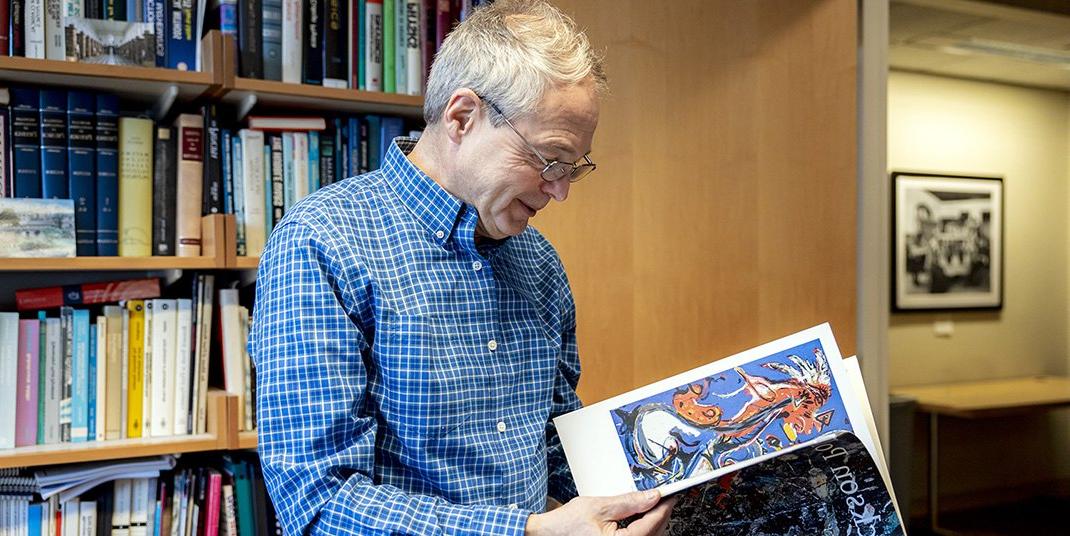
[442,89,483,144]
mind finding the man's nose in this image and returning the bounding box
[541,177,571,202]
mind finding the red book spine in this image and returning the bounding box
[435,0,449,49]
[0,0,10,56]
[204,472,222,536]
[15,278,162,311]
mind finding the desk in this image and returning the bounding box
[891,376,1070,535]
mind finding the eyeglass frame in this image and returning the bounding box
[482,98,597,183]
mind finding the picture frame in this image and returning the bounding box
[891,171,1003,312]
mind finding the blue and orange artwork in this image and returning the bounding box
[610,339,853,491]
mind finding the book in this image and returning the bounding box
[302,0,323,85]
[39,89,69,199]
[174,114,204,257]
[556,324,905,535]
[153,0,167,67]
[25,0,45,58]
[42,316,61,444]
[245,116,326,131]
[0,198,76,257]
[125,300,144,438]
[70,308,90,442]
[10,88,41,198]
[364,0,382,91]
[16,318,41,447]
[152,127,177,256]
[149,299,177,437]
[95,94,121,256]
[280,0,301,83]
[103,306,123,440]
[59,306,73,442]
[261,0,282,81]
[382,0,394,93]
[166,0,197,70]
[141,300,153,439]
[0,313,19,449]
[44,0,64,60]
[63,17,154,66]
[238,129,266,257]
[9,1,24,57]
[16,278,161,311]
[201,105,223,217]
[118,117,155,257]
[237,0,262,78]
[402,0,421,95]
[322,0,346,88]
[67,91,97,256]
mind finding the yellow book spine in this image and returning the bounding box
[126,300,144,438]
[118,117,155,257]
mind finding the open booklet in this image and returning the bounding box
[555,323,905,535]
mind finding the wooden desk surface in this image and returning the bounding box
[891,375,1070,418]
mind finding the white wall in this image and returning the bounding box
[888,70,1070,508]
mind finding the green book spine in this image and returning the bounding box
[383,0,396,93]
[358,0,366,90]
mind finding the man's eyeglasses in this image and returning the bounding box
[484,99,596,183]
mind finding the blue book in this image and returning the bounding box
[68,92,97,256]
[365,114,381,170]
[264,142,274,233]
[379,116,404,164]
[262,0,283,81]
[28,504,41,536]
[282,132,295,211]
[129,0,140,21]
[154,0,168,66]
[347,116,360,177]
[10,88,41,198]
[309,131,320,193]
[167,0,199,70]
[333,117,346,182]
[71,309,90,443]
[39,90,68,199]
[87,322,97,442]
[220,0,238,35]
[95,95,120,256]
[222,129,234,215]
[232,136,246,256]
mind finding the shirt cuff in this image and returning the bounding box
[463,505,531,536]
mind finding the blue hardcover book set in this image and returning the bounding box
[68,92,98,257]
[10,88,42,198]
[39,90,68,200]
[95,94,121,256]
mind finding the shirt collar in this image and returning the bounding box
[382,137,464,247]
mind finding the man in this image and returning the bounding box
[251,1,674,534]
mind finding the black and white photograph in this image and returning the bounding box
[892,171,1003,312]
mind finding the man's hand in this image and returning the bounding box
[524,490,676,536]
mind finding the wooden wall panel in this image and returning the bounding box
[536,0,858,403]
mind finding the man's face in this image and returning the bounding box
[463,82,599,239]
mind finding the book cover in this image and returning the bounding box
[192,275,214,434]
[63,17,155,66]
[125,300,144,438]
[166,0,197,70]
[308,130,320,193]
[16,318,41,447]
[42,316,62,444]
[112,479,131,536]
[25,0,45,58]
[39,89,69,200]
[204,471,221,536]
[10,0,25,57]
[153,0,166,66]
[152,126,177,256]
[149,299,176,437]
[79,501,97,536]
[44,0,64,60]
[303,0,322,85]
[70,308,90,442]
[67,91,97,256]
[59,306,73,442]
[322,0,346,88]
[382,0,394,93]
[345,116,359,177]
[118,116,154,257]
[393,0,405,94]
[202,105,223,217]
[403,0,422,95]
[238,129,266,257]
[11,87,42,198]
[95,94,120,256]
[280,0,301,83]
[141,300,153,439]
[103,305,123,440]
[364,114,380,170]
[92,317,104,441]
[230,134,245,256]
[354,0,366,91]
[16,278,161,311]
[0,313,19,449]
[174,113,204,258]
[237,0,262,78]
[378,115,403,164]
[222,129,234,216]
[364,0,382,91]
[0,198,76,257]
[319,125,335,187]
[245,115,326,131]
[263,142,273,234]
[291,131,308,206]
[261,0,282,81]
[172,299,192,435]
[281,131,294,211]
[267,135,284,231]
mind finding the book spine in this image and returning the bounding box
[322,0,346,87]
[93,316,105,441]
[379,116,403,164]
[281,132,294,211]
[203,473,221,536]
[404,0,422,95]
[222,129,233,215]
[95,94,120,256]
[238,0,262,78]
[268,135,283,230]
[174,114,204,257]
[308,130,319,193]
[172,299,192,435]
[59,306,73,442]
[118,117,154,257]
[16,319,41,447]
[10,88,41,198]
[0,0,9,55]
[153,0,166,67]
[435,0,447,48]
[291,131,308,204]
[382,0,393,93]
[24,0,44,58]
[365,114,380,169]
[130,478,149,536]
[140,300,152,438]
[230,135,245,256]
[103,306,122,440]
[261,0,282,81]
[152,127,176,256]
[125,300,143,438]
[238,130,265,256]
[192,275,213,434]
[120,306,128,438]
[280,0,301,83]
[43,317,61,444]
[70,308,89,442]
[79,501,96,536]
[201,105,222,216]
[37,311,46,445]
[10,0,24,57]
[167,0,196,70]
[423,0,435,87]
[218,0,237,34]
[112,480,131,536]
[319,126,334,187]
[150,299,175,437]
[16,278,161,311]
[39,89,68,199]
[0,314,19,449]
[393,0,404,94]
[303,0,322,84]
[67,91,97,256]
[332,117,344,181]
[346,116,358,177]
[62,499,79,536]
[354,0,364,90]
[44,0,63,60]
[364,0,381,91]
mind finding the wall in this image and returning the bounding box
[887,70,1070,508]
[531,0,859,404]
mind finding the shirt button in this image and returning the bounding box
[472,261,483,271]
[487,339,498,351]
[497,421,507,433]
[435,230,445,239]
[508,503,518,509]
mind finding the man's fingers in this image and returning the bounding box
[599,490,661,521]
[617,496,676,536]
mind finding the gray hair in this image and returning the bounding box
[423,0,607,126]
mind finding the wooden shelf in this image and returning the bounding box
[0,56,217,104]
[225,77,424,118]
[0,256,221,272]
[238,431,257,450]
[0,434,221,469]
[234,257,260,270]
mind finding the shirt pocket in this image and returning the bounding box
[371,313,469,442]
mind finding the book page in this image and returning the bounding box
[556,323,876,496]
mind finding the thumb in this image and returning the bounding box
[600,490,661,521]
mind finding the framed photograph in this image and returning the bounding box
[892,171,1003,312]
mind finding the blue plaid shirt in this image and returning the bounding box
[251,138,583,536]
